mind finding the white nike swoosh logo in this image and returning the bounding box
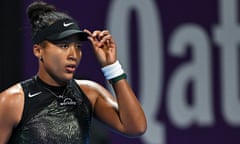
[63,22,74,27]
[28,92,42,98]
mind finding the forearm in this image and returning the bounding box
[112,79,147,136]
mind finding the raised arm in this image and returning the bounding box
[83,29,147,136]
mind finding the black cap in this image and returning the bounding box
[33,19,89,44]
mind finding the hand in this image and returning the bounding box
[84,29,117,67]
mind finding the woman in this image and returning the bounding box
[0,1,147,144]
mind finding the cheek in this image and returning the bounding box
[52,56,63,65]
[77,50,82,62]
[45,53,63,68]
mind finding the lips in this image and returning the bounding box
[65,64,76,73]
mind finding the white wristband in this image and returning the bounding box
[101,60,125,80]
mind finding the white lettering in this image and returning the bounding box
[213,0,240,125]
[167,24,214,128]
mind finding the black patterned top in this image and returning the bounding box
[8,76,92,144]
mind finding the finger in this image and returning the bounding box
[87,30,115,50]
[83,29,91,35]
[90,30,109,40]
[83,29,95,43]
[92,30,102,39]
[100,34,112,44]
[84,30,100,47]
[98,30,111,41]
[94,30,112,43]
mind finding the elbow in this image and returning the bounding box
[125,122,147,138]
[136,123,147,136]
[136,122,147,136]
[133,127,147,137]
[125,129,147,138]
[132,117,147,137]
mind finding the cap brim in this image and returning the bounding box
[46,30,89,41]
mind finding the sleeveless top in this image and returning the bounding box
[7,76,92,144]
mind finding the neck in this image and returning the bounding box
[36,75,67,96]
[37,71,69,86]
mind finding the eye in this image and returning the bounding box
[57,43,70,49]
[75,43,82,50]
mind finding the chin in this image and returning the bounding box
[63,73,74,81]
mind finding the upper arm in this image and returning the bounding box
[0,84,24,144]
[75,80,125,132]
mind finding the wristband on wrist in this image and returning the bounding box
[101,60,127,84]
[109,73,127,84]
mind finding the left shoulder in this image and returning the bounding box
[74,79,105,92]
[74,79,118,109]
[74,79,102,89]
[74,79,112,97]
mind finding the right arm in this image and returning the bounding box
[0,84,24,144]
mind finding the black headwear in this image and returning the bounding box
[33,18,89,44]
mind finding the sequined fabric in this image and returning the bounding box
[15,100,90,144]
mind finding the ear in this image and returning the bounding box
[33,44,42,59]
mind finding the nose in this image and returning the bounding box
[67,44,80,61]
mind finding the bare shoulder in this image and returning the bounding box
[74,79,112,98]
[0,84,24,106]
[0,84,24,125]
[74,79,118,109]
[75,79,105,91]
